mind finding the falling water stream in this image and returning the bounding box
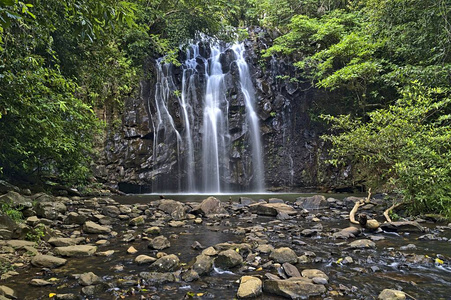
[151,41,265,193]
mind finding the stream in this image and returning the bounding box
[1,193,450,299]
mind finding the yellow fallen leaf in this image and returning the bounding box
[48,278,59,282]
[235,248,239,252]
[197,293,204,296]
[435,258,444,265]
[336,258,343,264]
[49,293,56,298]
[256,267,263,271]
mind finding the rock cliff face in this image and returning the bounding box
[94,30,350,193]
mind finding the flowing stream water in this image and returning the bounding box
[3,194,451,300]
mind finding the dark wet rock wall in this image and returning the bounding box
[93,30,351,193]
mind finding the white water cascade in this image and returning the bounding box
[151,41,265,193]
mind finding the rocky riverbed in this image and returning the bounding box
[0,189,450,299]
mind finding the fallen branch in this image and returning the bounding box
[350,188,371,225]
[383,202,403,223]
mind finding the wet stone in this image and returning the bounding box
[378,289,406,300]
[139,272,176,283]
[237,276,263,298]
[149,254,180,272]
[301,269,329,280]
[79,272,102,286]
[145,226,161,235]
[0,285,17,299]
[31,254,67,268]
[264,277,326,299]
[348,239,376,249]
[148,236,170,250]
[282,262,301,278]
[215,249,243,269]
[269,247,298,264]
[55,245,97,257]
[135,254,156,265]
[83,221,111,234]
[182,269,200,282]
[48,237,85,247]
[192,254,214,275]
[30,278,52,286]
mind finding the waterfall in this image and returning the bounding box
[150,41,265,193]
[231,44,265,192]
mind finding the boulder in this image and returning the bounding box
[135,255,156,265]
[54,245,97,257]
[182,269,200,282]
[6,240,35,249]
[79,272,102,286]
[192,197,229,216]
[282,263,301,278]
[0,191,32,209]
[249,203,297,216]
[63,212,86,225]
[31,254,67,268]
[48,237,85,247]
[149,254,180,272]
[333,227,361,239]
[35,200,66,220]
[378,289,406,300]
[348,239,376,249]
[237,276,263,298]
[215,249,243,269]
[139,272,176,283]
[145,226,161,235]
[129,216,145,226]
[301,269,329,280]
[264,277,326,299]
[295,195,329,210]
[239,197,256,206]
[148,236,170,250]
[0,285,17,299]
[343,196,365,208]
[157,200,187,220]
[269,247,298,264]
[0,215,18,240]
[83,221,111,234]
[30,279,52,286]
[380,221,424,233]
[0,181,20,194]
[192,254,214,275]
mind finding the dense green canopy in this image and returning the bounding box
[0,0,450,216]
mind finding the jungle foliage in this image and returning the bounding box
[1,0,450,216]
[264,0,451,216]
